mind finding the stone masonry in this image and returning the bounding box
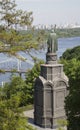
[34,32,68,129]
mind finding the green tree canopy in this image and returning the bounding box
[2,75,30,107]
[0,0,40,56]
[0,0,33,29]
[25,60,44,104]
[60,46,80,130]
[60,46,80,60]
[0,77,35,130]
[65,59,80,130]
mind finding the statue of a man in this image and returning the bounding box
[47,30,58,53]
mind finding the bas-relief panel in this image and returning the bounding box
[44,89,53,116]
[47,55,57,61]
[55,90,65,109]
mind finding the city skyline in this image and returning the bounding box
[16,0,80,26]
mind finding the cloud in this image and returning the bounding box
[16,0,64,2]
[16,0,41,2]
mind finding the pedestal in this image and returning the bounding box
[34,53,68,128]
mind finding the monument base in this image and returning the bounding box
[34,63,68,129]
[46,53,57,64]
[34,113,66,129]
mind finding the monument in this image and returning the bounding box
[47,30,58,53]
[34,31,68,128]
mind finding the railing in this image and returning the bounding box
[0,56,34,86]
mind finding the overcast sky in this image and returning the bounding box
[16,0,80,26]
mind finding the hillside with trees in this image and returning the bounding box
[56,27,80,38]
[0,75,36,130]
[0,59,44,130]
[60,46,80,130]
[60,45,80,60]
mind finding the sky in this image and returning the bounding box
[16,0,80,26]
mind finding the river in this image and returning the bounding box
[0,36,80,86]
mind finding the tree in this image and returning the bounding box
[2,75,30,107]
[0,75,36,130]
[0,0,39,55]
[0,0,48,60]
[0,86,35,130]
[0,0,33,30]
[60,46,80,130]
[25,60,44,104]
[60,46,80,60]
[1,60,44,106]
[65,60,80,130]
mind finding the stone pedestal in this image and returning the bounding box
[46,53,57,64]
[34,53,68,128]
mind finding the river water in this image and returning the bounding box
[0,36,80,86]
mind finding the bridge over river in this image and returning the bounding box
[0,36,80,86]
[0,54,35,86]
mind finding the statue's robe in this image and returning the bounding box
[47,33,58,53]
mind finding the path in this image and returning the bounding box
[23,109,67,130]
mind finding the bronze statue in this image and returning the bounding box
[47,30,58,53]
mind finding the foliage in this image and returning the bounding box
[60,46,80,60]
[64,60,80,130]
[0,86,35,130]
[25,60,44,104]
[0,29,39,55]
[1,59,44,107]
[0,69,5,73]
[0,0,33,29]
[0,60,44,129]
[0,0,48,59]
[0,0,40,56]
[2,75,30,107]
[57,119,68,130]
[60,46,80,130]
[60,58,80,78]
[56,27,80,38]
